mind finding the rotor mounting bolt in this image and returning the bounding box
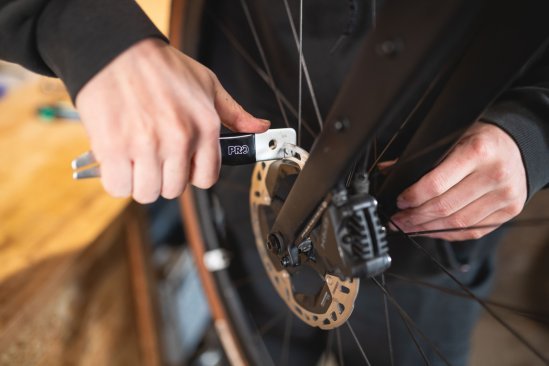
[267,233,283,254]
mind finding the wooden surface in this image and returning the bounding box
[0,79,128,294]
[0,2,171,364]
[137,0,171,36]
[0,79,162,365]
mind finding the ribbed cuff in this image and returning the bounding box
[36,0,168,100]
[481,92,549,200]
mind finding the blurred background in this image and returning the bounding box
[0,1,547,365]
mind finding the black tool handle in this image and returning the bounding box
[219,133,257,165]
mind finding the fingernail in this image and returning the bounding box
[260,119,271,125]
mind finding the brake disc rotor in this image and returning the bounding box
[250,145,359,329]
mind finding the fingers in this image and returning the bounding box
[391,171,494,229]
[131,154,162,204]
[396,142,476,209]
[75,40,268,204]
[189,122,221,189]
[161,157,187,199]
[213,79,270,133]
[391,121,527,242]
[415,207,517,242]
[100,157,133,198]
[396,189,506,238]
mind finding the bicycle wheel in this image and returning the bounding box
[173,0,549,364]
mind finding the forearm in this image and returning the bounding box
[481,48,549,199]
[0,0,167,99]
[481,90,549,199]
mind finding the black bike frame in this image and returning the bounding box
[270,0,549,250]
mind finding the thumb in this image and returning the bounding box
[213,80,270,133]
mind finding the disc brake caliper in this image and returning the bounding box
[329,190,391,278]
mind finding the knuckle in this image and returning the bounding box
[468,135,491,159]
[168,128,188,147]
[95,144,126,161]
[499,185,516,201]
[489,162,510,183]
[505,202,523,217]
[203,122,220,140]
[204,67,222,90]
[424,176,445,197]
[203,108,221,126]
[431,198,453,217]
[164,131,190,155]
[201,64,216,80]
[448,216,468,230]
[468,230,484,240]
[134,135,159,154]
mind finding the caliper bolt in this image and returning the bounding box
[280,256,291,267]
[297,238,313,253]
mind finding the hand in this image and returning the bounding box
[76,38,269,203]
[390,121,527,241]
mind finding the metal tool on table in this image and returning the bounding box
[71,128,297,179]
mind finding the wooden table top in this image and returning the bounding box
[0,0,169,301]
[0,0,169,338]
[0,79,130,330]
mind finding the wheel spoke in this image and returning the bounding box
[281,0,324,137]
[391,217,549,237]
[298,0,303,146]
[367,79,451,175]
[371,0,377,30]
[384,215,549,364]
[239,0,291,128]
[210,13,316,137]
[377,126,467,174]
[372,278,451,366]
[381,274,395,366]
[336,326,345,366]
[386,272,549,324]
[323,330,334,366]
[280,312,293,366]
[255,312,288,337]
[345,322,372,366]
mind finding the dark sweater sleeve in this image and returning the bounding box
[481,48,549,200]
[0,0,167,99]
